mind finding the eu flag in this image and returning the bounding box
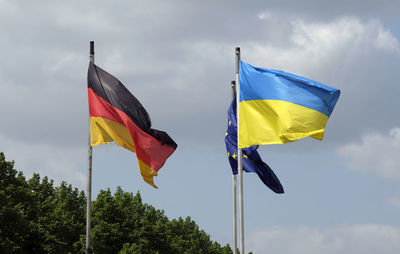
[225,98,284,194]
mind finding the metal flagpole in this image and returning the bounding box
[86,41,94,254]
[231,80,238,254]
[235,47,245,254]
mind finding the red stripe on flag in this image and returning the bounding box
[88,88,125,124]
[88,88,175,171]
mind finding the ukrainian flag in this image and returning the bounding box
[238,61,340,148]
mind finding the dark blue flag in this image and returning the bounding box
[225,98,284,194]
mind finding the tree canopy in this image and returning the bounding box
[0,152,233,254]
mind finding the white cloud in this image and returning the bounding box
[242,17,400,76]
[375,27,400,52]
[337,128,400,180]
[0,134,86,189]
[257,12,272,20]
[247,224,400,254]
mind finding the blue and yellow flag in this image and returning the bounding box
[225,98,284,193]
[239,61,340,148]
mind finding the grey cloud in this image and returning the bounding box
[1,1,400,166]
[337,128,400,180]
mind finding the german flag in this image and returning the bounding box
[87,62,177,188]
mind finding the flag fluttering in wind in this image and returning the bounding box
[87,62,177,188]
[238,61,340,148]
[225,98,284,194]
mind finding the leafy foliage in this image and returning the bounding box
[0,152,86,254]
[0,152,233,253]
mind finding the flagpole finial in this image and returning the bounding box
[90,41,94,55]
[235,47,241,74]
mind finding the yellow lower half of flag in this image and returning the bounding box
[90,117,135,152]
[137,160,159,188]
[238,100,329,148]
[90,117,158,188]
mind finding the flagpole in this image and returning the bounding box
[86,41,94,254]
[235,47,245,254]
[231,80,238,254]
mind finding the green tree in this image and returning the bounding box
[90,187,170,253]
[165,217,232,254]
[1,152,232,253]
[0,153,86,254]
[47,181,86,253]
[0,152,34,253]
[90,187,232,254]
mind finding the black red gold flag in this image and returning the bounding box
[87,62,177,188]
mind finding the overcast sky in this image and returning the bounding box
[1,0,400,253]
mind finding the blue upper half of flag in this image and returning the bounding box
[239,61,340,117]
